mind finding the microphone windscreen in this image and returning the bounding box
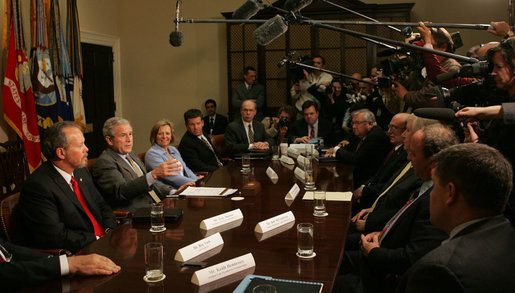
[232,0,260,19]
[253,15,288,46]
[435,70,459,84]
[413,108,456,122]
[169,31,184,47]
[284,0,313,11]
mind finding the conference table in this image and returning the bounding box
[24,159,353,292]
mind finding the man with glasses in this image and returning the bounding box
[326,109,392,187]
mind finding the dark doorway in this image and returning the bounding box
[81,43,115,158]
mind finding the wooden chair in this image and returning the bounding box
[0,141,30,202]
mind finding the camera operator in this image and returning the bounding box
[290,55,333,116]
[261,105,296,144]
[394,25,459,108]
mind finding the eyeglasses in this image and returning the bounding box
[388,124,405,131]
[351,121,368,126]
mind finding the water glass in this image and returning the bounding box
[241,153,251,174]
[297,223,314,257]
[280,143,288,157]
[304,158,316,191]
[313,191,328,217]
[271,146,279,160]
[144,242,165,282]
[150,203,166,232]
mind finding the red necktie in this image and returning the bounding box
[310,126,315,139]
[71,177,105,237]
[384,148,395,163]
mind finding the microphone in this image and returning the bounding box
[233,0,260,19]
[253,15,288,46]
[284,0,313,12]
[435,70,459,84]
[413,108,456,122]
[278,51,296,68]
[170,0,184,47]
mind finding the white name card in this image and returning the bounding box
[294,167,306,182]
[200,209,244,231]
[254,211,295,233]
[174,232,224,262]
[285,183,300,201]
[297,155,307,169]
[255,220,295,242]
[280,155,295,165]
[266,167,278,184]
[191,253,256,286]
[287,147,300,159]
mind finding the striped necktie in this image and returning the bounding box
[126,155,161,203]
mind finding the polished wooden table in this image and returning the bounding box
[24,160,353,292]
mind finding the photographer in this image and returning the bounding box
[261,105,296,144]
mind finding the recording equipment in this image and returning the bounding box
[413,107,456,122]
[278,116,289,127]
[435,61,490,84]
[284,0,313,12]
[170,0,183,47]
[232,0,261,19]
[253,15,289,46]
[277,51,296,68]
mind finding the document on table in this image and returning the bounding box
[302,191,352,201]
[179,187,238,196]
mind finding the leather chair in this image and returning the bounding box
[0,141,30,202]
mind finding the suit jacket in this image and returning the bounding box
[203,114,228,135]
[19,162,116,253]
[232,82,266,120]
[225,119,273,156]
[291,117,334,146]
[336,126,393,187]
[145,144,198,189]
[397,215,515,293]
[0,239,61,290]
[178,131,222,172]
[92,148,172,212]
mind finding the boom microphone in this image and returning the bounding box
[413,107,456,122]
[253,15,289,46]
[170,0,183,47]
[233,0,260,19]
[435,70,459,84]
[284,0,313,12]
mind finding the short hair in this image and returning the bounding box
[241,99,257,110]
[488,38,515,69]
[244,66,256,75]
[312,55,325,65]
[419,124,458,158]
[42,121,82,160]
[411,115,440,132]
[277,105,296,119]
[302,100,319,112]
[204,99,216,108]
[431,27,454,53]
[352,109,376,124]
[103,117,130,138]
[434,143,513,213]
[149,119,176,145]
[184,109,203,123]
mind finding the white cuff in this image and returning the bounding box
[60,254,70,276]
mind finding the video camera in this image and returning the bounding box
[288,55,315,82]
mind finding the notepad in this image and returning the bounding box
[233,274,323,293]
[302,191,353,201]
[179,187,238,196]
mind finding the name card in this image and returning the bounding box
[294,167,306,182]
[201,218,243,238]
[255,220,295,242]
[254,211,295,233]
[174,232,224,262]
[280,155,295,165]
[191,253,256,286]
[287,147,300,159]
[285,183,300,201]
[266,167,278,184]
[200,209,244,231]
[297,155,307,169]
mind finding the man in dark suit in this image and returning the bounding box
[326,108,392,187]
[180,109,224,172]
[92,117,180,212]
[292,100,334,145]
[225,100,273,156]
[232,66,266,121]
[19,122,117,253]
[336,124,457,293]
[202,99,228,135]
[397,143,515,293]
[1,238,120,290]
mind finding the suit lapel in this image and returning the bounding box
[107,148,138,179]
[73,169,102,224]
[238,120,249,144]
[48,165,85,215]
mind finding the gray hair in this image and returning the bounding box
[103,117,131,138]
[419,124,458,158]
[42,121,81,160]
[352,109,376,125]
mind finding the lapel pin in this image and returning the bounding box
[80,178,83,182]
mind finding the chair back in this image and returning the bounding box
[0,141,30,202]
[210,134,226,157]
[0,192,22,243]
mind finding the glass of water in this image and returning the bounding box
[313,191,328,217]
[150,203,166,232]
[304,158,316,191]
[144,242,165,282]
[297,223,314,258]
[241,153,251,174]
[271,145,280,160]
